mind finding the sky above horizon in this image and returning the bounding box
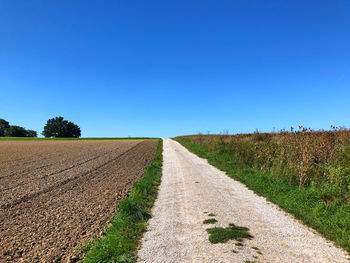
[1,1,349,137]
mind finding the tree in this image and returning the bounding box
[4,125,28,137]
[42,116,81,138]
[0,118,37,137]
[26,129,37,137]
[0,118,10,136]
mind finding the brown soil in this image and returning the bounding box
[0,139,158,262]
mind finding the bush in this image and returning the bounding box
[42,116,81,138]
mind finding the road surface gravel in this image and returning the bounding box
[137,139,349,263]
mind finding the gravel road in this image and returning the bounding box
[137,139,349,263]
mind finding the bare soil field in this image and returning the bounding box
[0,139,158,262]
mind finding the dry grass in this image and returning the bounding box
[182,126,350,192]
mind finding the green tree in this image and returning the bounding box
[0,118,10,136]
[4,125,28,137]
[26,129,37,137]
[42,116,81,138]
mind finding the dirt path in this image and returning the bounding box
[137,139,349,263]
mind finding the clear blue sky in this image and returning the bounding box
[1,1,349,137]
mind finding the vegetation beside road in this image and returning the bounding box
[81,139,163,263]
[175,129,350,253]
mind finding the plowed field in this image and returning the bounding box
[0,139,158,262]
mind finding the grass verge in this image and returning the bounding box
[80,139,163,263]
[175,137,350,253]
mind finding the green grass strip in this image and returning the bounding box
[81,139,163,263]
[175,137,350,253]
[0,137,156,141]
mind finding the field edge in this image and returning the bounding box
[80,139,163,262]
[0,137,157,141]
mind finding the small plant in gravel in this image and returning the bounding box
[203,218,217,224]
[208,213,216,216]
[206,223,253,244]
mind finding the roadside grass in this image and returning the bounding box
[206,223,253,244]
[80,139,163,263]
[175,137,350,253]
[0,137,156,141]
[203,218,218,224]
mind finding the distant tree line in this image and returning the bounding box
[0,119,37,137]
[0,116,81,138]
